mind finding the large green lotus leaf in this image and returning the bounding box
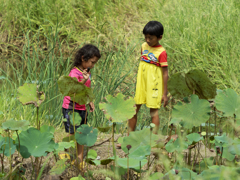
[214,133,231,147]
[0,137,16,156]
[165,138,189,153]
[129,145,151,161]
[55,141,75,154]
[75,125,98,147]
[17,83,45,107]
[117,158,147,170]
[121,128,158,154]
[0,136,6,149]
[18,128,54,158]
[172,94,211,129]
[50,159,69,175]
[186,133,203,143]
[229,144,240,155]
[46,140,59,153]
[2,120,29,131]
[167,72,192,99]
[57,76,94,105]
[215,89,240,120]
[99,93,136,122]
[222,147,235,161]
[40,125,55,135]
[69,112,82,126]
[70,176,85,180]
[185,69,217,99]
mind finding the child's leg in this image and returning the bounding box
[128,104,142,132]
[150,108,159,134]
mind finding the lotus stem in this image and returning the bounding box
[233,114,236,139]
[30,156,34,180]
[8,131,12,180]
[16,130,20,157]
[188,148,191,165]
[214,107,217,135]
[0,155,3,173]
[112,123,116,178]
[127,149,129,180]
[37,107,39,130]
[139,161,141,179]
[191,147,196,170]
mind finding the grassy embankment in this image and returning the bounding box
[0,0,239,131]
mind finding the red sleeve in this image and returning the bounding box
[69,68,84,82]
[158,51,168,67]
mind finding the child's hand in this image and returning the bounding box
[89,102,95,112]
[82,69,90,80]
[161,95,168,107]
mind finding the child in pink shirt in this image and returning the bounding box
[62,44,101,163]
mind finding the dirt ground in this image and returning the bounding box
[0,131,217,180]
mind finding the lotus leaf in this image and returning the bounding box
[186,133,203,143]
[149,172,164,180]
[57,76,94,105]
[167,72,192,99]
[229,144,240,155]
[2,120,29,131]
[172,94,211,129]
[185,69,217,99]
[62,135,75,142]
[215,89,240,120]
[40,125,55,135]
[69,112,82,126]
[165,138,189,153]
[88,149,97,159]
[0,137,16,156]
[129,145,151,161]
[70,176,85,180]
[121,128,158,154]
[18,128,55,158]
[0,136,6,149]
[117,158,147,170]
[214,133,230,147]
[222,147,235,161]
[99,93,136,122]
[86,157,114,166]
[110,165,127,176]
[97,126,111,133]
[17,83,45,107]
[50,159,69,175]
[56,141,75,154]
[75,125,98,146]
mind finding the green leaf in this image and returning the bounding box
[186,133,203,143]
[167,72,192,99]
[165,138,189,153]
[215,89,240,120]
[149,172,164,180]
[129,145,151,161]
[2,120,29,131]
[97,126,111,133]
[18,128,55,158]
[57,76,94,105]
[69,112,82,126]
[222,147,235,161]
[75,125,98,147]
[117,158,147,170]
[0,136,7,150]
[55,141,75,154]
[229,144,240,155]
[17,83,45,107]
[121,128,158,154]
[172,94,211,129]
[0,137,16,156]
[88,149,97,159]
[185,69,217,99]
[40,125,55,135]
[99,93,136,122]
[50,159,69,175]
[70,175,85,180]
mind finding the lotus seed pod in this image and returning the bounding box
[150,123,156,128]
[201,132,206,136]
[126,145,132,150]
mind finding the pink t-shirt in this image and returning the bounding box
[62,67,91,110]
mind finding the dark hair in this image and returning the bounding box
[143,21,164,38]
[73,44,101,67]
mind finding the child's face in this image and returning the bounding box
[144,34,162,47]
[82,56,99,69]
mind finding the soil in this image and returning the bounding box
[0,132,218,180]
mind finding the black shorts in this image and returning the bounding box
[62,108,87,134]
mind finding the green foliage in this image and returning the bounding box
[99,93,136,122]
[97,126,111,133]
[172,94,211,129]
[185,69,217,99]
[121,128,158,154]
[88,149,97,159]
[165,138,189,153]
[18,128,57,158]
[40,125,55,135]
[168,72,192,99]
[75,125,98,147]
[70,175,85,180]
[55,141,75,154]
[50,159,69,175]
[128,145,151,161]
[17,83,45,107]
[117,158,147,170]
[0,137,16,156]
[149,172,164,180]
[69,112,82,126]
[215,89,240,121]
[2,120,29,131]
[57,76,94,105]
[186,133,203,144]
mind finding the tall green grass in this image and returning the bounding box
[0,0,239,128]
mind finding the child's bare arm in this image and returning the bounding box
[162,67,168,107]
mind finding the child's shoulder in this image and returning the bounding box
[69,67,83,77]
